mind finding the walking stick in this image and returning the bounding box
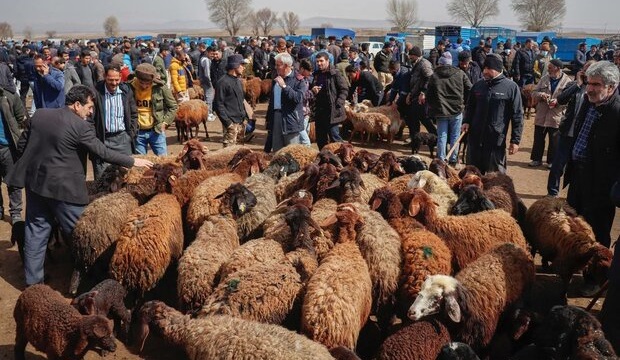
[586,280,609,312]
[445,131,467,162]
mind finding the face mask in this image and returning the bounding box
[541,51,548,56]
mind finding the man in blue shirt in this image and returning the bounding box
[32,54,65,109]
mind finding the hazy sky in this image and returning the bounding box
[3,0,620,32]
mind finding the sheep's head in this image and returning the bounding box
[78,315,116,355]
[316,163,340,199]
[266,153,301,179]
[351,150,379,173]
[328,166,366,193]
[71,290,99,316]
[459,174,483,190]
[177,139,208,170]
[217,183,257,218]
[285,204,322,252]
[97,165,129,193]
[408,170,436,191]
[458,165,483,179]
[369,186,402,220]
[153,163,185,194]
[583,244,613,287]
[137,301,171,352]
[298,163,321,192]
[429,158,448,180]
[408,275,461,323]
[334,143,356,165]
[231,152,269,178]
[321,204,364,240]
[534,305,594,358]
[451,185,495,215]
[277,190,314,211]
[372,151,405,180]
[397,155,428,174]
[404,188,437,221]
[315,150,343,170]
[227,148,254,168]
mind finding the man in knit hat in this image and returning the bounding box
[129,63,177,155]
[462,54,523,174]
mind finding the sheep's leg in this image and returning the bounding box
[429,145,435,159]
[348,130,357,143]
[14,326,27,360]
[202,120,209,140]
[69,269,82,296]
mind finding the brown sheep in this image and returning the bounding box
[175,138,209,170]
[345,107,392,145]
[369,151,406,181]
[408,243,535,353]
[405,188,528,272]
[242,76,262,108]
[377,316,452,360]
[260,78,272,101]
[302,204,373,349]
[521,83,538,118]
[109,193,184,294]
[274,143,319,169]
[14,284,117,360]
[175,99,209,143]
[524,197,613,285]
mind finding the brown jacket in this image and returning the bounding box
[533,73,572,128]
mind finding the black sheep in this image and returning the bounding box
[451,185,496,215]
[437,342,481,360]
[411,132,437,158]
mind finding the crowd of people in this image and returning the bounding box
[0,31,619,347]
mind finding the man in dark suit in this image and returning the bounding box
[6,85,152,286]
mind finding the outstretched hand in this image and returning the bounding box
[134,158,154,168]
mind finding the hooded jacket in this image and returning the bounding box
[427,65,472,118]
[0,86,26,150]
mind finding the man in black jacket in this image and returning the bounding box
[90,64,138,179]
[266,53,308,152]
[310,52,349,150]
[373,43,393,87]
[214,54,248,147]
[0,85,26,224]
[458,51,483,85]
[512,39,535,87]
[462,54,523,174]
[6,85,152,286]
[565,61,620,248]
[346,65,384,106]
[74,49,98,89]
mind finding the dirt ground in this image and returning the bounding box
[0,102,618,359]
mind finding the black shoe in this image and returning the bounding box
[243,133,255,143]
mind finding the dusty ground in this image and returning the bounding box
[0,102,618,359]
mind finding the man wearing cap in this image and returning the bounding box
[346,65,384,106]
[428,40,446,69]
[427,52,472,166]
[462,54,523,174]
[374,43,393,87]
[90,63,138,179]
[512,38,536,88]
[458,50,483,85]
[406,46,437,146]
[529,59,571,169]
[214,54,249,147]
[129,63,177,156]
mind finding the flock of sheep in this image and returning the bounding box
[11,140,617,360]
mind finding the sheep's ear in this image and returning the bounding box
[137,321,151,352]
[320,214,338,228]
[168,175,178,187]
[417,177,427,189]
[445,294,461,323]
[250,162,261,176]
[176,143,190,161]
[214,190,226,199]
[393,162,406,174]
[370,197,383,211]
[359,179,366,190]
[408,199,421,217]
[90,321,109,338]
[308,217,324,237]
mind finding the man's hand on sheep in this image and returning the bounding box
[134,158,154,168]
[461,124,469,133]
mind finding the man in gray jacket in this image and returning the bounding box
[406,46,437,147]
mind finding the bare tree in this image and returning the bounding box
[23,26,33,40]
[447,0,499,28]
[255,7,278,35]
[247,12,261,37]
[386,0,418,32]
[511,0,566,31]
[0,22,13,40]
[320,22,334,28]
[45,30,57,38]
[205,0,252,36]
[279,11,300,35]
[103,16,120,37]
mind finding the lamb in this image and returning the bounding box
[451,184,496,215]
[109,193,184,295]
[436,343,481,360]
[302,204,373,350]
[14,284,117,360]
[274,143,319,169]
[412,132,437,158]
[242,76,262,108]
[369,151,406,181]
[69,191,140,295]
[405,188,528,272]
[137,301,335,360]
[397,154,428,174]
[350,149,380,173]
[370,187,452,316]
[377,317,452,360]
[535,305,617,359]
[175,138,209,171]
[71,279,131,340]
[345,107,392,145]
[329,166,387,205]
[186,172,246,229]
[359,103,403,146]
[524,196,613,284]
[408,170,458,216]
[175,99,209,143]
[408,243,536,353]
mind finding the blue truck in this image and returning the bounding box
[434,25,479,45]
[553,37,601,64]
[311,28,356,41]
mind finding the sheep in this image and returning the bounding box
[451,184,496,215]
[329,166,387,205]
[302,204,373,350]
[358,103,403,146]
[397,154,428,174]
[429,158,461,191]
[260,78,272,101]
[436,342,481,360]
[177,216,240,312]
[404,188,528,272]
[175,99,209,143]
[71,279,131,340]
[521,83,538,118]
[136,301,335,360]
[369,151,406,181]
[350,149,380,173]
[524,196,613,284]
[109,193,184,295]
[408,243,536,353]
[200,145,252,171]
[377,316,452,360]
[274,143,319,169]
[218,237,285,280]
[274,163,320,203]
[315,149,345,169]
[14,284,117,360]
[242,76,262,108]
[458,174,517,218]
[345,107,392,145]
[408,170,458,216]
[69,191,140,295]
[388,174,415,195]
[535,305,617,359]
[175,138,209,170]
[412,132,437,158]
[329,142,356,166]
[370,186,452,316]
[186,173,246,229]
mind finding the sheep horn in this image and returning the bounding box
[307,217,324,237]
